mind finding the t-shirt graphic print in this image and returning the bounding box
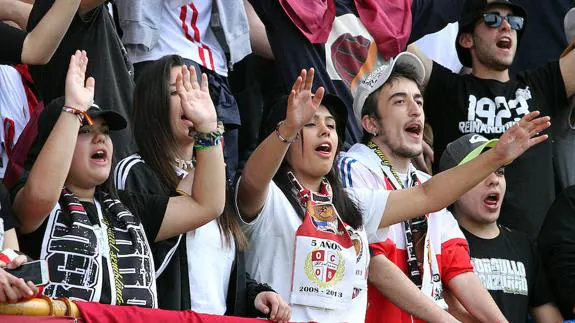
[424,61,567,239]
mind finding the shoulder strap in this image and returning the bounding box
[210,2,232,71]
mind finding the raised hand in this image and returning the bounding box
[176,65,218,133]
[492,111,551,165]
[64,50,95,111]
[284,68,325,133]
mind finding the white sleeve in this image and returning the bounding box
[339,156,376,189]
[234,178,281,237]
[345,188,390,235]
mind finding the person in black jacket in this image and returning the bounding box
[539,185,575,320]
[114,54,290,321]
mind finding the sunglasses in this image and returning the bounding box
[481,12,524,30]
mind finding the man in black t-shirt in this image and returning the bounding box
[439,133,563,323]
[409,0,575,239]
[26,0,134,159]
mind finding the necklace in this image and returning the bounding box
[175,158,195,170]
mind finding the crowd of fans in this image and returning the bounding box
[0,0,574,322]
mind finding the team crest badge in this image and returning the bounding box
[305,249,345,288]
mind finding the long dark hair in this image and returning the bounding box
[272,109,363,229]
[132,54,247,249]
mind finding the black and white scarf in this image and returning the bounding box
[40,189,157,307]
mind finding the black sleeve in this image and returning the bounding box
[518,60,568,118]
[245,271,276,318]
[528,241,555,308]
[538,185,575,319]
[118,159,167,196]
[409,0,465,43]
[424,62,458,120]
[0,22,26,65]
[0,184,17,231]
[118,191,168,244]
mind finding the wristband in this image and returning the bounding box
[62,106,94,126]
[191,121,225,150]
[275,121,298,144]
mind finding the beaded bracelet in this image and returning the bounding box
[191,121,225,150]
[62,106,94,126]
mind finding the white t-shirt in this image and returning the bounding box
[128,0,228,76]
[186,219,235,315]
[237,180,389,323]
[0,65,30,178]
[415,23,463,73]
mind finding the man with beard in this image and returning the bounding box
[339,52,505,323]
[409,0,575,239]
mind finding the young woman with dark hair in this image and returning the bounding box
[11,50,226,308]
[236,68,550,322]
[114,54,290,321]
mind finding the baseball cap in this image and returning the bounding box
[259,93,348,147]
[456,0,527,67]
[352,52,425,126]
[37,96,127,149]
[438,133,498,172]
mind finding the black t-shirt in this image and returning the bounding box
[27,2,134,159]
[538,185,575,319]
[18,190,167,261]
[16,187,167,306]
[425,62,567,238]
[116,155,191,310]
[249,0,464,144]
[462,226,553,322]
[0,22,25,65]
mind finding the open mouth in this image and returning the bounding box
[496,37,512,50]
[315,143,333,156]
[484,193,500,206]
[91,149,108,162]
[405,123,422,137]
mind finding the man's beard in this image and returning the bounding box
[472,35,514,72]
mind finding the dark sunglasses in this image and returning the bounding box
[482,12,524,30]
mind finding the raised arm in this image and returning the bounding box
[154,65,226,242]
[237,68,324,221]
[407,43,433,86]
[244,0,274,60]
[380,111,550,228]
[19,0,81,64]
[14,50,93,233]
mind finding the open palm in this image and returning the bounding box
[493,111,551,165]
[177,65,217,133]
[285,68,325,130]
[64,50,95,111]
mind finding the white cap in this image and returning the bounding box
[564,7,575,42]
[352,52,425,126]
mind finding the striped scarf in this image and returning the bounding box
[39,189,157,307]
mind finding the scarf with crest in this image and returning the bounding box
[39,189,157,307]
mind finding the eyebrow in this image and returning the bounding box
[388,92,423,101]
[313,114,336,122]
